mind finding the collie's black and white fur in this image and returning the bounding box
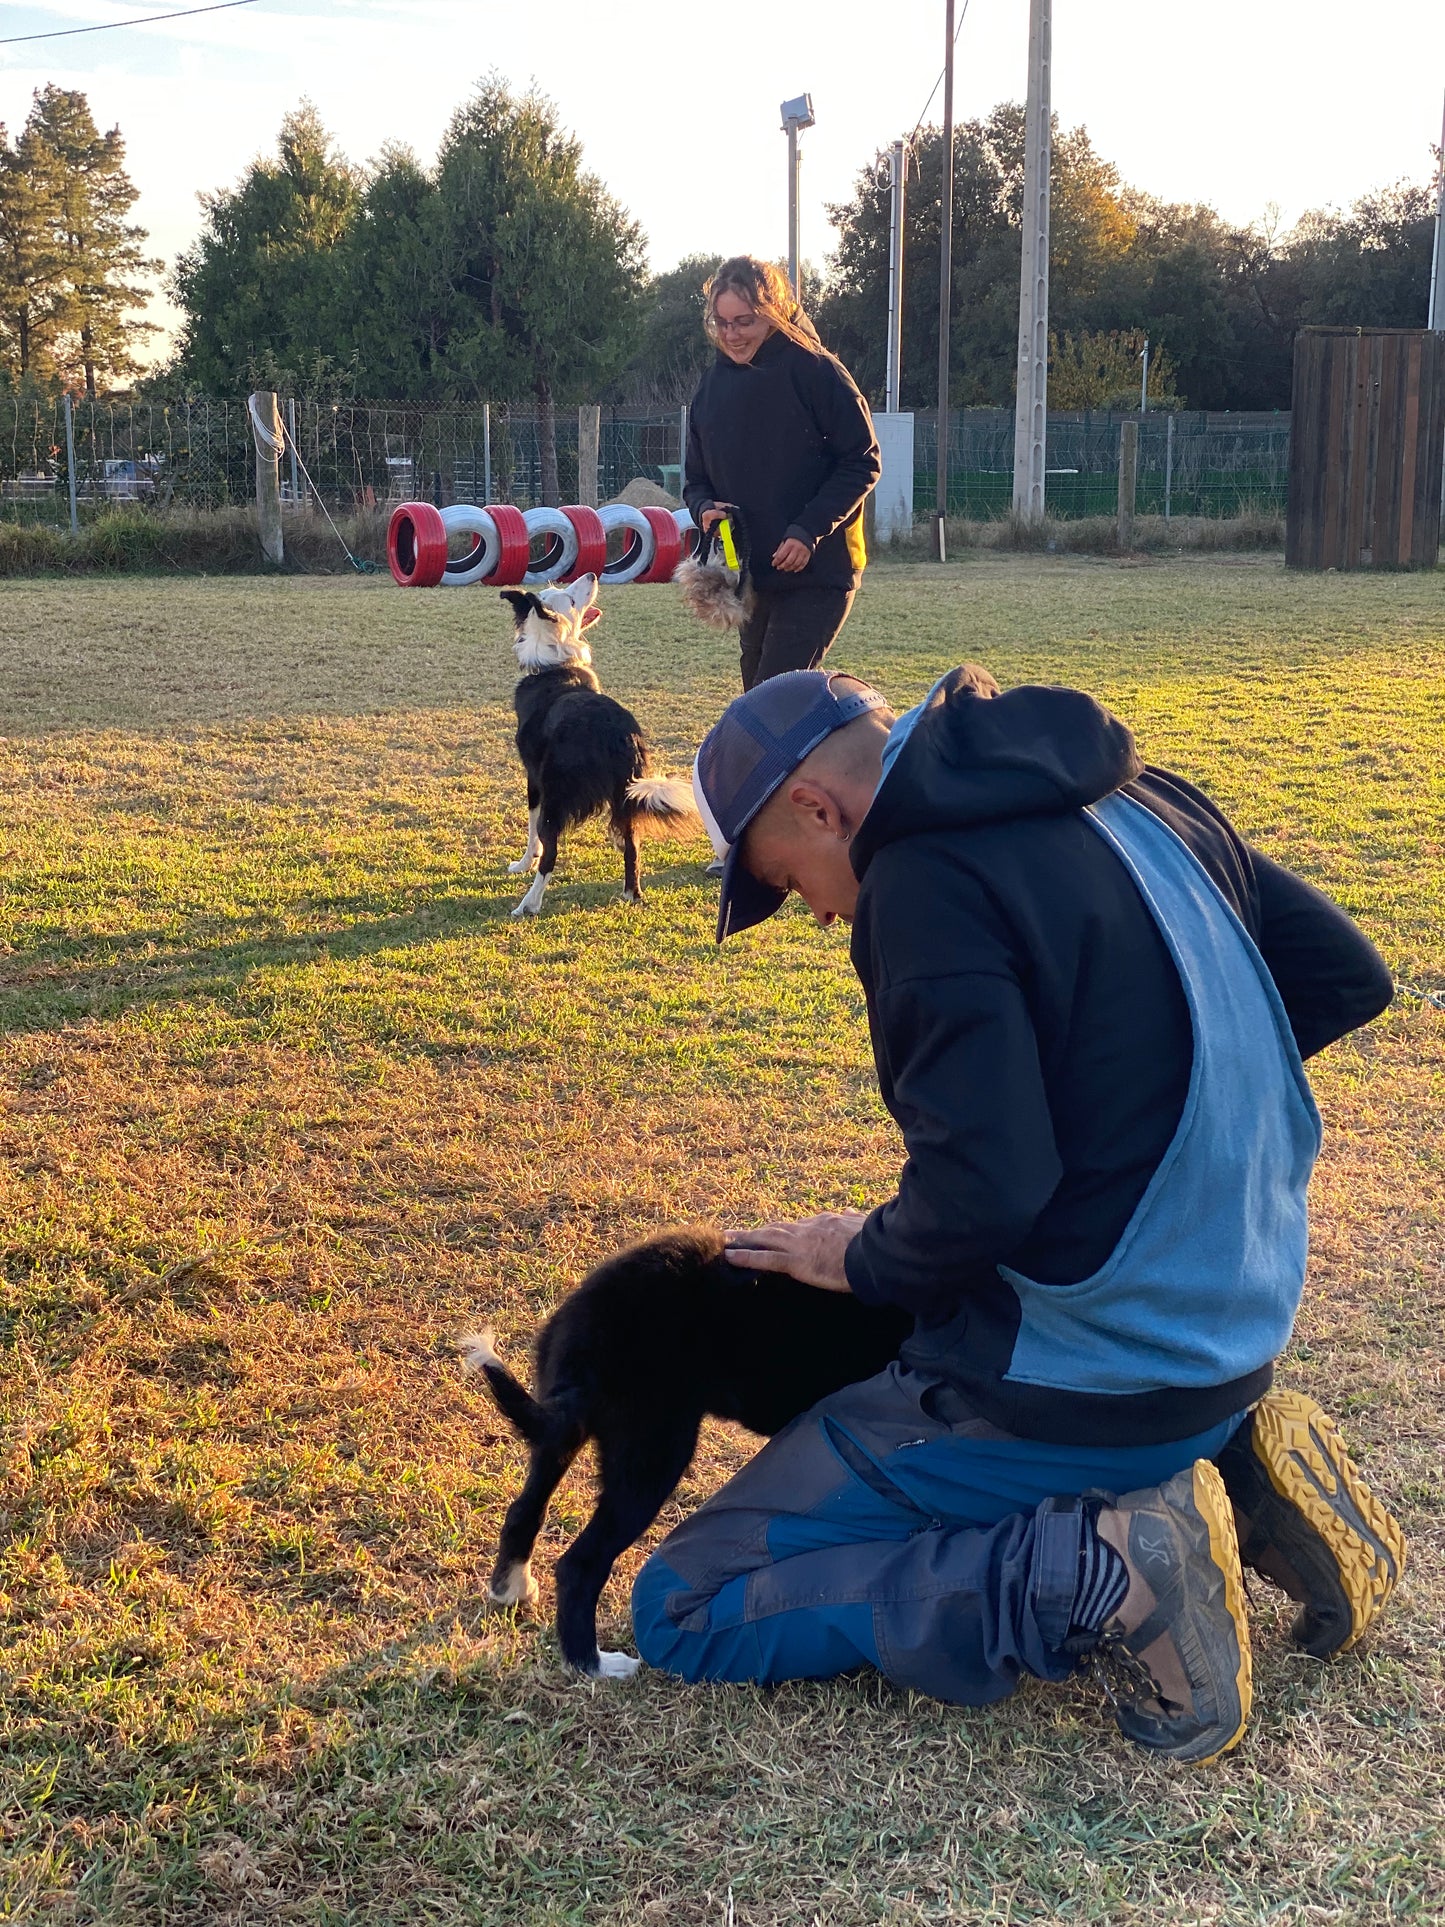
[501,573,697,916]
[458,1226,910,1678]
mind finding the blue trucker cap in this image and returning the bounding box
[692,669,890,942]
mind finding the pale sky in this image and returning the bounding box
[3,0,1443,361]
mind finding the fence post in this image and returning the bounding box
[577,404,600,507]
[286,398,300,503]
[483,403,492,502]
[1164,413,1173,521]
[678,404,689,499]
[248,390,285,565]
[63,392,80,535]
[1117,419,1138,550]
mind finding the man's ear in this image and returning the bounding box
[784,778,848,839]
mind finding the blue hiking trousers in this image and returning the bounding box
[631,1362,1245,1705]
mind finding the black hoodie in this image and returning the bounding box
[842,669,1394,1445]
[684,329,880,595]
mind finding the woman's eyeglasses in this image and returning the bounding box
[714,312,763,334]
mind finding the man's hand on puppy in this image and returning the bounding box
[724,1210,867,1293]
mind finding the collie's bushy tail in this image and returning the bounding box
[624,776,700,828]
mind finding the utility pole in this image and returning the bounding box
[886,139,908,415]
[1140,339,1150,414]
[935,0,955,560]
[1011,0,1051,523]
[1429,87,1444,330]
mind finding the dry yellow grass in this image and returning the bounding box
[0,556,1441,1924]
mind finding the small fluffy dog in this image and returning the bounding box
[674,509,753,630]
[501,572,698,916]
[460,1227,910,1678]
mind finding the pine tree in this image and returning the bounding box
[0,89,156,394]
[29,87,159,397]
[0,115,69,383]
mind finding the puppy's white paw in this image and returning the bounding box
[511,896,541,918]
[507,856,537,875]
[486,1562,540,1611]
[593,1650,642,1680]
[619,888,641,904]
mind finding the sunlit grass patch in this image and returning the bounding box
[0,556,1441,1923]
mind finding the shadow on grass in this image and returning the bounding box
[0,860,716,1040]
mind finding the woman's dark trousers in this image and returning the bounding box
[739,585,855,689]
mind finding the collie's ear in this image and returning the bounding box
[500,590,541,620]
[568,571,599,612]
[580,605,602,629]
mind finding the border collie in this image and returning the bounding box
[459,1226,910,1678]
[500,573,698,916]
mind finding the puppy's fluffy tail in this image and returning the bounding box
[623,776,700,831]
[458,1329,554,1444]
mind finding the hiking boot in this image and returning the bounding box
[1086,1460,1251,1766]
[1216,1390,1405,1659]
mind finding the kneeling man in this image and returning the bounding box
[631,666,1404,1764]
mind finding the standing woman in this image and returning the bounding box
[684,257,881,690]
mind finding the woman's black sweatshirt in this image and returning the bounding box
[683,331,880,593]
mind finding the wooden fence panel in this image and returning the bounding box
[1286,327,1445,570]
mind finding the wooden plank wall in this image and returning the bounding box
[1286,328,1445,570]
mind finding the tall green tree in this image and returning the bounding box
[431,76,647,499]
[172,101,361,392]
[28,87,159,397]
[0,114,68,382]
[617,252,725,403]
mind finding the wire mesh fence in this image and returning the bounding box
[1,394,1290,529]
[912,409,1292,520]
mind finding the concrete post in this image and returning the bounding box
[249,390,284,565]
[1117,419,1139,551]
[578,404,600,507]
[1011,0,1052,523]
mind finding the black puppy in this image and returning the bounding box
[460,1226,910,1677]
[500,572,697,916]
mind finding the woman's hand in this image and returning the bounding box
[723,1210,867,1292]
[701,504,734,533]
[771,536,812,573]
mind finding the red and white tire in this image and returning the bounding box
[439,504,500,586]
[673,505,700,562]
[559,504,608,581]
[387,501,448,587]
[483,504,531,585]
[597,502,656,585]
[637,504,685,584]
[521,506,579,585]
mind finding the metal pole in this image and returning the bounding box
[286,397,300,502]
[63,392,79,534]
[1164,412,1174,521]
[1140,339,1150,414]
[787,123,801,298]
[1011,0,1052,523]
[1429,88,1445,330]
[886,139,907,415]
[1117,419,1138,551]
[935,0,955,560]
[483,402,492,502]
[679,403,689,496]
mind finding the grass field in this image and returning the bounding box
[1,556,1442,1925]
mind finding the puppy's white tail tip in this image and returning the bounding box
[626,776,699,820]
[457,1328,501,1375]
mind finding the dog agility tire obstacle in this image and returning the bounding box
[387,499,696,589]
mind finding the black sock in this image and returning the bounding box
[1070,1513,1129,1636]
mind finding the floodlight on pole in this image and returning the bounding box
[781,94,816,300]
